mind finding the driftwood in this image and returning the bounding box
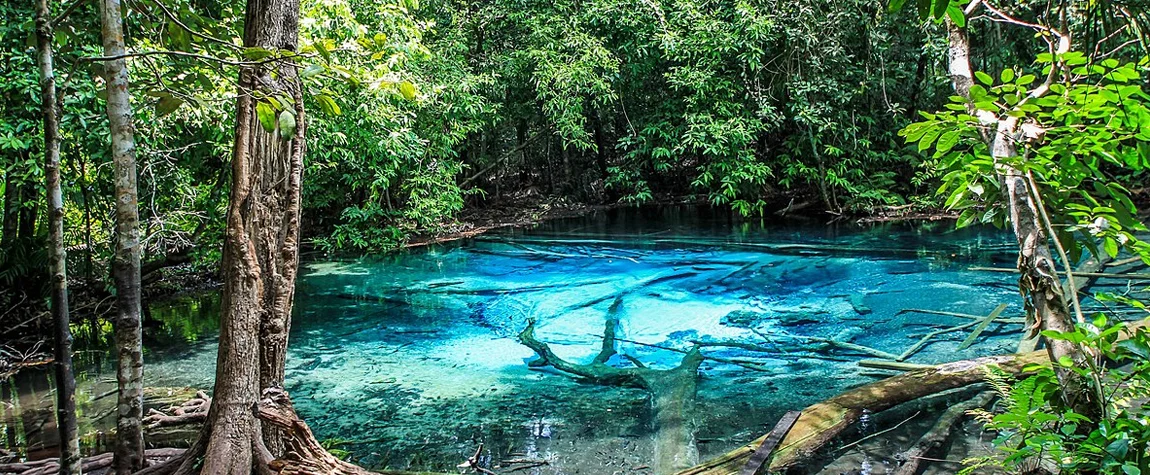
[519,298,703,475]
[895,308,1024,324]
[675,350,1050,475]
[0,448,186,475]
[753,329,899,360]
[554,270,699,315]
[891,391,995,475]
[896,304,1009,362]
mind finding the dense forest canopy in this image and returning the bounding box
[5,0,1150,473]
[10,0,1136,274]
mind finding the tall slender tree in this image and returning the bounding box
[941,6,1094,418]
[97,0,145,470]
[174,0,306,471]
[33,0,81,473]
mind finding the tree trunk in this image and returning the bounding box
[518,299,704,475]
[592,110,608,182]
[945,18,1095,420]
[17,174,38,242]
[33,1,81,472]
[98,0,145,470]
[2,173,18,247]
[178,0,306,471]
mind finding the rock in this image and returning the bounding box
[720,310,766,328]
[777,312,820,326]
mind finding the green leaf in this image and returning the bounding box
[243,47,274,60]
[931,0,948,18]
[888,0,909,12]
[256,102,276,133]
[1000,68,1015,83]
[314,40,332,63]
[278,110,296,139]
[936,130,960,153]
[155,95,184,118]
[1104,237,1119,257]
[946,4,965,27]
[315,94,341,116]
[975,71,994,86]
[399,80,417,100]
[300,64,324,79]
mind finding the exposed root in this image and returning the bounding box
[0,448,186,475]
[143,391,211,429]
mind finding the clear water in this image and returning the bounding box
[6,207,1042,473]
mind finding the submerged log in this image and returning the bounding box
[892,391,994,475]
[676,350,1050,475]
[518,298,703,475]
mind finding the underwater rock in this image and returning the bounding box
[777,312,820,326]
[720,310,764,328]
[721,309,822,328]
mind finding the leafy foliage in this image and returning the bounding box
[964,316,1150,475]
[902,56,1150,263]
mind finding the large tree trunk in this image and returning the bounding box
[33,1,81,472]
[177,0,305,471]
[945,19,1093,416]
[97,0,145,470]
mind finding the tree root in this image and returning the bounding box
[142,391,211,429]
[0,448,186,475]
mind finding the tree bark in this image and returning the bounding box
[33,0,81,472]
[17,175,38,242]
[97,0,145,470]
[176,0,306,471]
[676,351,1051,475]
[944,17,1093,417]
[2,173,18,247]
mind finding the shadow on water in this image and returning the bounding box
[4,205,1049,473]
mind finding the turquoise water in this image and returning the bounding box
[8,207,1043,473]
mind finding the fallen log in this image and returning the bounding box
[891,391,995,475]
[675,350,1050,475]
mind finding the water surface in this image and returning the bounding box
[7,207,1036,473]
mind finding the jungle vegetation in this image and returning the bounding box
[3,0,1150,473]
